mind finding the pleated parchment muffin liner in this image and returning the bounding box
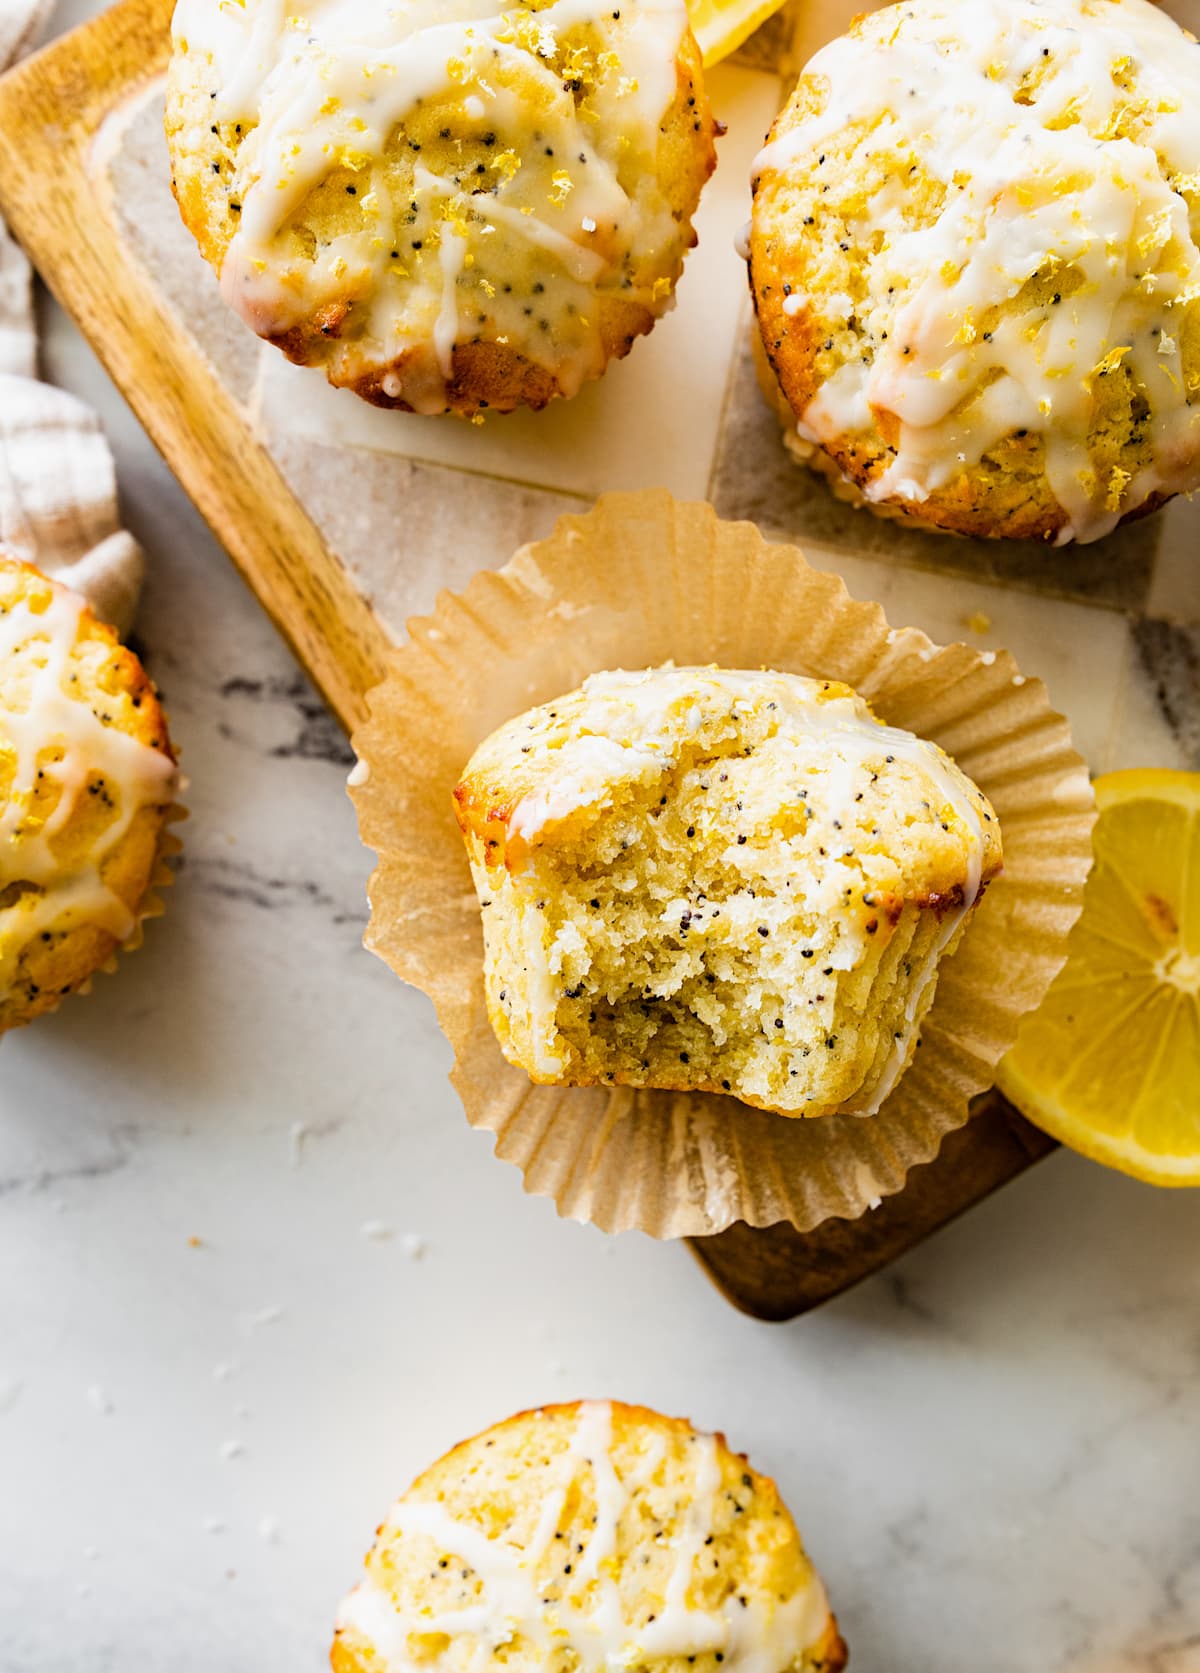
[350,490,1095,1239]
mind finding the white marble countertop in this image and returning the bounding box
[2,5,1200,1671]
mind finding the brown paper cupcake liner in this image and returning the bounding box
[351,491,1095,1239]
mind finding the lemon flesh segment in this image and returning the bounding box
[998,770,1200,1186]
[687,0,789,66]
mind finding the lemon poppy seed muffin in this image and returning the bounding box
[453,667,1002,1118]
[332,1401,847,1673]
[0,554,178,1034]
[167,0,718,416]
[749,0,1200,545]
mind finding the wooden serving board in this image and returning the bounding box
[2,0,1192,1318]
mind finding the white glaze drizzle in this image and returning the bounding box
[336,1402,834,1673]
[171,0,693,410]
[478,667,991,1111]
[506,667,987,879]
[752,0,1200,542]
[0,580,176,991]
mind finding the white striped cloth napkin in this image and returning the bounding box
[0,0,145,634]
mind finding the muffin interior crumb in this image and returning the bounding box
[462,670,1000,1117]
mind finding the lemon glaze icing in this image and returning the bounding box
[488,668,989,1113]
[752,0,1200,544]
[336,1402,836,1673]
[506,669,985,897]
[0,583,176,988]
[170,0,695,412]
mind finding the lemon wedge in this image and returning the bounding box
[688,0,789,66]
[998,769,1200,1186]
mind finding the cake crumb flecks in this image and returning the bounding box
[455,666,1001,1119]
[240,1304,284,1334]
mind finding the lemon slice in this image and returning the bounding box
[998,769,1200,1185]
[688,0,789,66]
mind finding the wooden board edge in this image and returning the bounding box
[0,0,393,734]
[688,1095,1058,1321]
[0,1,1064,1315]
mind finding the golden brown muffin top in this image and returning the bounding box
[333,1401,846,1673]
[0,555,177,995]
[455,666,1001,902]
[168,0,714,412]
[750,0,1200,543]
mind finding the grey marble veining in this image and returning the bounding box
[1132,622,1200,768]
[216,671,357,768]
[3,4,1198,1670]
[2,257,1197,1673]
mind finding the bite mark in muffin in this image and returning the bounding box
[453,666,1002,1118]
